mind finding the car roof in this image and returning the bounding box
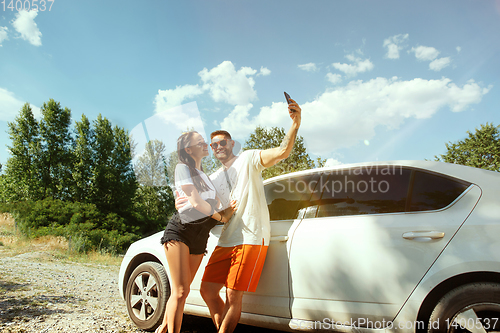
[264,160,500,189]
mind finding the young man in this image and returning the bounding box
[177,98,301,333]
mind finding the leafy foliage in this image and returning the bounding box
[135,139,169,187]
[1,198,139,254]
[0,100,171,254]
[436,123,500,172]
[132,138,176,232]
[4,103,43,201]
[39,99,73,200]
[133,185,175,235]
[71,114,93,202]
[244,126,326,179]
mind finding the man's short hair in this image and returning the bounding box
[210,130,232,140]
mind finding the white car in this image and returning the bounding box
[119,160,500,333]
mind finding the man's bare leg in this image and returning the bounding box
[200,281,225,330]
[218,288,244,333]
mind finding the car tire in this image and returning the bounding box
[428,282,500,333]
[125,261,170,331]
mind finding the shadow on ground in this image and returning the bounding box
[181,315,283,333]
[0,280,83,324]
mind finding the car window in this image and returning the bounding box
[409,171,471,212]
[315,166,411,218]
[265,173,320,221]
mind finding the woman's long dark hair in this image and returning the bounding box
[177,131,211,192]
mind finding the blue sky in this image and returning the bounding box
[1,0,499,169]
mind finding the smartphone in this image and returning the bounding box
[284,92,296,112]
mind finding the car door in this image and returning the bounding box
[241,172,320,318]
[288,166,481,327]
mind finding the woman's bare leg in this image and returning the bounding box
[157,242,203,333]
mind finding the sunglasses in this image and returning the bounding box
[210,139,229,149]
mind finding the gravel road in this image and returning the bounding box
[0,249,225,333]
[0,248,281,333]
[0,249,145,333]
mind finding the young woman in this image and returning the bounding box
[156,131,236,333]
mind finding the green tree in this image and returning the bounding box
[72,114,94,202]
[244,126,326,179]
[89,115,137,222]
[132,139,176,233]
[39,99,73,200]
[109,125,137,215]
[133,184,175,234]
[135,139,168,187]
[4,103,43,201]
[436,123,500,172]
[90,114,115,212]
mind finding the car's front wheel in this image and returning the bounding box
[428,282,500,333]
[125,261,170,331]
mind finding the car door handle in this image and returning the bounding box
[403,231,445,240]
[270,236,289,242]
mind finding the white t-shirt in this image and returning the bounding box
[175,163,216,220]
[209,150,270,247]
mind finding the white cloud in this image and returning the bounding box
[11,10,42,46]
[219,103,256,136]
[218,77,490,155]
[199,61,258,106]
[456,46,461,53]
[0,27,8,46]
[298,63,318,72]
[383,34,409,59]
[332,55,374,77]
[154,61,266,112]
[429,57,451,71]
[219,101,290,140]
[0,88,40,122]
[411,46,440,61]
[324,158,343,167]
[411,45,452,71]
[154,84,204,113]
[258,66,271,76]
[326,73,342,84]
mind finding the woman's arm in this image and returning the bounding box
[181,185,236,223]
[181,184,213,215]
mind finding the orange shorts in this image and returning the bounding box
[202,242,268,292]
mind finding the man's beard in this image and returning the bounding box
[215,150,232,164]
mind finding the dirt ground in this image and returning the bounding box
[0,213,281,333]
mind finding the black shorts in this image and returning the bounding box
[160,211,218,255]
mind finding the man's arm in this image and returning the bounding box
[260,98,302,168]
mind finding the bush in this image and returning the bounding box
[3,198,140,254]
[133,185,175,235]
